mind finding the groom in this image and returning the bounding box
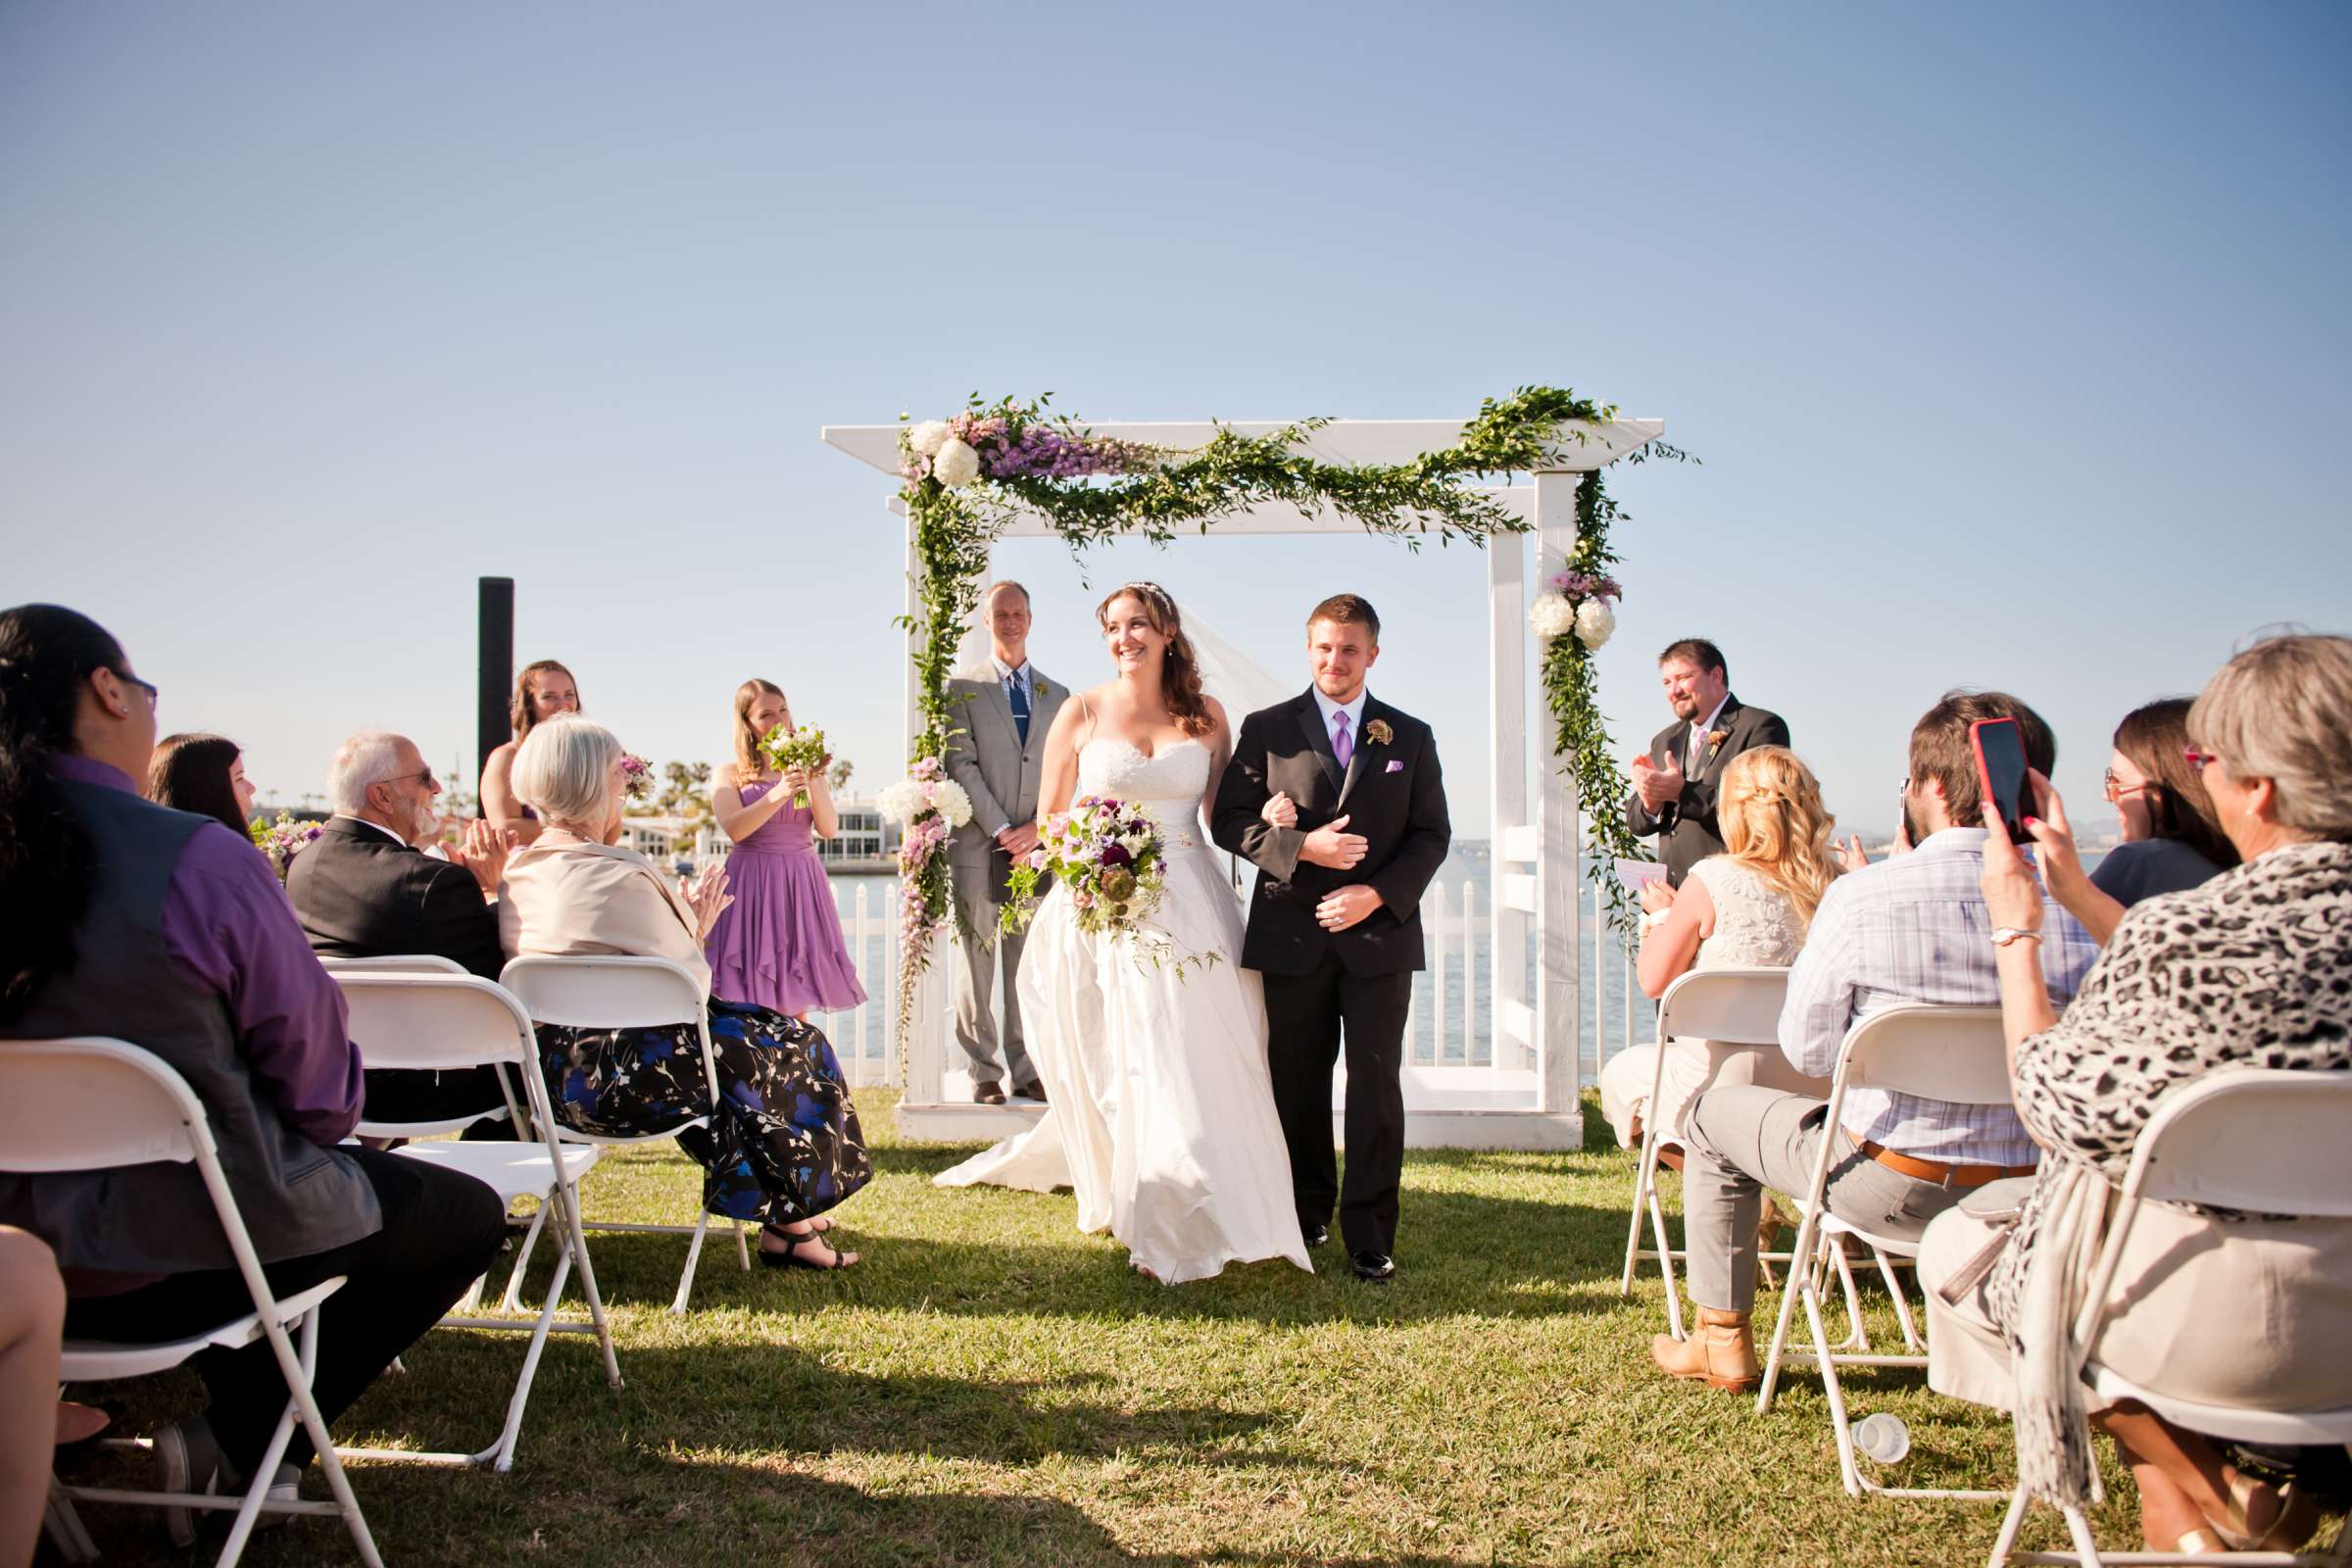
[1211,594,1450,1283]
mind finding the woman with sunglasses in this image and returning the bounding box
[2026,698,2237,946]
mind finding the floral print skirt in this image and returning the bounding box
[536,998,870,1225]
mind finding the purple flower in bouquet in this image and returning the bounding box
[1549,569,1623,605]
[619,753,654,800]
[1101,842,1133,868]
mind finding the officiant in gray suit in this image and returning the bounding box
[943,581,1068,1103]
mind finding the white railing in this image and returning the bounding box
[814,873,1656,1092]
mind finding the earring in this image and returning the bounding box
[114,706,129,718]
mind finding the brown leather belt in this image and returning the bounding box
[1848,1129,2036,1189]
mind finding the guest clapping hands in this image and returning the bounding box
[501,715,870,1268]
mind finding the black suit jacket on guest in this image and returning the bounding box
[1623,695,1790,885]
[286,818,505,980]
[1210,691,1451,977]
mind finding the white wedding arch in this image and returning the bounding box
[824,414,1664,1150]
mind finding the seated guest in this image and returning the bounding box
[1650,691,2102,1392]
[0,1227,65,1568]
[286,730,516,1127]
[1923,635,2352,1556]
[145,731,258,836]
[499,715,872,1269]
[2018,697,2238,947]
[0,604,505,1543]
[1600,746,1840,1152]
[480,659,580,847]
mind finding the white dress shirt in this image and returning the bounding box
[1310,686,1370,760]
[1777,826,2101,1165]
[1685,694,1732,773]
[331,813,410,847]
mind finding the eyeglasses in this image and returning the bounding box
[2102,768,2150,804]
[378,768,438,791]
[2183,748,2220,775]
[108,667,158,705]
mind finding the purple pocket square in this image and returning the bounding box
[1385,760,1404,773]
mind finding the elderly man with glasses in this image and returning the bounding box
[285,731,516,1129]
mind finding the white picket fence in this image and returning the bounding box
[814,876,1655,1091]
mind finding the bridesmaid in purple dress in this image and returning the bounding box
[705,679,869,1018]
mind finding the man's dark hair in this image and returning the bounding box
[1307,594,1380,643]
[1657,638,1728,682]
[1909,690,2056,828]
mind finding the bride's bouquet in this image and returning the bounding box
[1002,797,1216,975]
[248,811,323,883]
[759,724,831,808]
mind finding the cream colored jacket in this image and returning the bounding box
[498,833,712,999]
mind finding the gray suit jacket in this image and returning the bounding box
[1623,694,1790,885]
[943,665,1068,890]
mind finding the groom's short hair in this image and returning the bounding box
[984,580,1031,609]
[1307,594,1380,642]
[1657,638,1728,680]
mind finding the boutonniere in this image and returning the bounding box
[1704,728,1732,763]
[1032,678,1049,698]
[1364,718,1394,746]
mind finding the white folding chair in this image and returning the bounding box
[330,971,621,1472]
[2,1038,383,1568]
[318,955,468,975]
[1618,966,1793,1341]
[1756,1003,2017,1503]
[497,955,751,1314]
[1990,1067,2352,1568]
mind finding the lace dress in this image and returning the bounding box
[1598,857,1817,1149]
[934,737,1312,1284]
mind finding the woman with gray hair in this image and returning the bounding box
[499,715,871,1268]
[1922,633,2352,1555]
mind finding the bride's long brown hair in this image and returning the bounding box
[1096,582,1214,738]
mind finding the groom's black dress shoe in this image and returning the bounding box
[1350,1250,1396,1284]
[1302,1223,1330,1250]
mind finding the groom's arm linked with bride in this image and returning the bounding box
[1210,673,1450,1280]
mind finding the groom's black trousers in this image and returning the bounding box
[1261,951,1411,1257]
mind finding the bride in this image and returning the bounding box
[935,582,1312,1284]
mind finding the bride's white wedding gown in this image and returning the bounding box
[934,737,1312,1284]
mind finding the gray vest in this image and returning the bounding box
[0,779,381,1272]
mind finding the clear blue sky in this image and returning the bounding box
[4,2,2346,839]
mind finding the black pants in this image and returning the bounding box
[363,1065,515,1139]
[65,1150,506,1475]
[1260,952,1411,1256]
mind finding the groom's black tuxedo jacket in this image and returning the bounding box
[1210,690,1451,977]
[1624,694,1790,886]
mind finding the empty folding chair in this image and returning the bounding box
[329,970,621,1472]
[1756,1003,2016,1503]
[4,1038,382,1568]
[498,955,751,1313]
[1990,1067,2352,1568]
[1618,965,1792,1341]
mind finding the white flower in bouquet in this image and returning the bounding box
[907,419,952,457]
[932,777,974,828]
[1529,592,1578,640]
[876,780,925,824]
[1575,598,1617,650]
[932,436,981,488]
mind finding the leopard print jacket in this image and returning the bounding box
[1984,839,2352,1331]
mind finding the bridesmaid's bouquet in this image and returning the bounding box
[1002,797,1216,975]
[759,724,831,808]
[248,811,323,882]
[619,753,655,801]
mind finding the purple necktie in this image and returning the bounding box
[1333,710,1353,768]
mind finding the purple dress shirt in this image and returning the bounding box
[52,756,364,1146]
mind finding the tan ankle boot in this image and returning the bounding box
[1650,1306,1761,1391]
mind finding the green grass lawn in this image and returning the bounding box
[58,1091,2248,1566]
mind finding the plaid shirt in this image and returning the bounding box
[1778,827,2100,1166]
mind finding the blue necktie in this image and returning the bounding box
[1007,672,1030,745]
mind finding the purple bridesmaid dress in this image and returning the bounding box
[703,777,868,1015]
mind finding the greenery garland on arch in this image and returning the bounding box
[881,387,1687,1052]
